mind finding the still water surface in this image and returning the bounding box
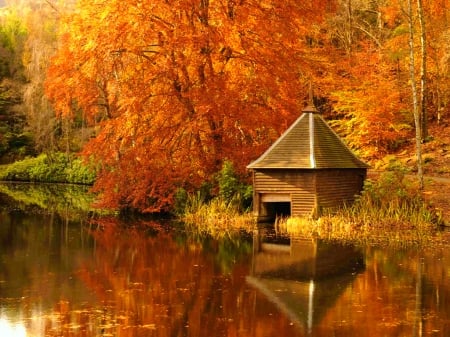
[0,183,450,337]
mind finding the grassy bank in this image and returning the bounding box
[276,209,440,247]
[177,160,255,238]
[0,152,96,185]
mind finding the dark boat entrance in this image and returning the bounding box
[264,201,291,220]
[258,193,292,221]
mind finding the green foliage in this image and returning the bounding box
[174,160,253,217]
[0,79,31,161]
[216,160,252,211]
[173,187,189,216]
[217,160,239,200]
[0,152,96,184]
[345,161,439,231]
[0,10,27,80]
[365,159,412,205]
[0,11,27,51]
[174,161,256,234]
[65,158,96,184]
[391,24,409,37]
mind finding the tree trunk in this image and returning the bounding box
[408,0,424,190]
[417,0,427,140]
[347,0,353,55]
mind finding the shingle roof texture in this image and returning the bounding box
[247,107,368,169]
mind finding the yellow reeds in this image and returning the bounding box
[181,193,256,238]
[276,190,441,247]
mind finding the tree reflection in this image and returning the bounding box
[39,216,268,337]
[0,182,94,216]
[2,193,450,337]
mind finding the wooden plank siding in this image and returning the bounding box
[316,169,366,211]
[247,104,368,222]
[253,169,316,218]
[252,169,366,219]
[254,170,315,192]
[291,193,315,216]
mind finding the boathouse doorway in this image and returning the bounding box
[259,193,291,221]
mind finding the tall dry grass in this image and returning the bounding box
[181,193,256,238]
[277,170,443,247]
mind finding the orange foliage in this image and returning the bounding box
[44,0,450,211]
[45,0,334,212]
[330,50,411,158]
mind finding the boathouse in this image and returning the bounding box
[247,103,368,221]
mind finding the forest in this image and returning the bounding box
[0,0,449,213]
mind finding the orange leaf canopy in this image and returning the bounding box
[45,0,334,212]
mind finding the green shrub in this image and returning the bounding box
[174,161,252,217]
[1,156,39,180]
[65,157,96,184]
[0,152,96,184]
[217,160,239,200]
[216,160,252,211]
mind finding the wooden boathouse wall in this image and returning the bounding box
[247,103,368,221]
[315,169,366,210]
[253,170,316,217]
[253,168,366,219]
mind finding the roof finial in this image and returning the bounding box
[308,81,314,105]
[303,81,318,114]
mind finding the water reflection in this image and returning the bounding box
[1,184,450,336]
[248,228,365,335]
[250,227,450,336]
[0,190,98,337]
[0,318,26,337]
[0,182,94,215]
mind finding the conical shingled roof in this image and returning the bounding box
[247,106,368,169]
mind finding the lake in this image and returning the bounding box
[0,183,449,336]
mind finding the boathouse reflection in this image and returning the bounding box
[247,228,365,334]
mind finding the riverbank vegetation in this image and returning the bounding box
[276,168,444,247]
[174,160,445,245]
[177,161,255,237]
[0,152,95,184]
[181,194,255,238]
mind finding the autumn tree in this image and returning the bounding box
[324,0,450,166]
[18,0,78,156]
[45,0,335,212]
[0,0,78,162]
[324,0,412,158]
